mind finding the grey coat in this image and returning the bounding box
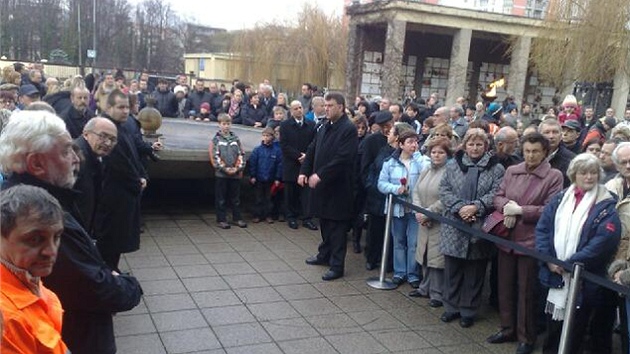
[439,150,505,260]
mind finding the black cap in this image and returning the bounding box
[19,84,39,97]
[374,110,393,125]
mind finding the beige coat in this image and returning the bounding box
[605,176,630,262]
[412,163,446,269]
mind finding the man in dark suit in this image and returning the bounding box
[94,89,148,272]
[279,100,318,230]
[299,92,358,281]
[74,117,117,235]
[59,86,95,138]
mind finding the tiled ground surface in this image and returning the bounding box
[115,208,549,354]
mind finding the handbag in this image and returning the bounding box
[482,210,510,237]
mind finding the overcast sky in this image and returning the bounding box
[159,0,345,31]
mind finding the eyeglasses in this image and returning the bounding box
[88,131,118,144]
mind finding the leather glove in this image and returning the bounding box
[503,200,523,216]
[503,215,517,229]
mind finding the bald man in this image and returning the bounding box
[74,117,118,233]
[59,86,95,138]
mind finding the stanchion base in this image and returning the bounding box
[366,277,398,290]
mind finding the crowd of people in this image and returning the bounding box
[2,60,630,354]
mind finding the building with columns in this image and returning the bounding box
[344,0,630,115]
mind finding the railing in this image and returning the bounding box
[367,193,629,354]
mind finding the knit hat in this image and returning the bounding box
[603,116,617,129]
[262,127,275,136]
[200,102,210,111]
[562,94,578,108]
[174,85,186,95]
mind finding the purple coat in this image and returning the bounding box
[493,161,563,254]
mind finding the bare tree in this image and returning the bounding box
[229,3,347,93]
[525,0,630,86]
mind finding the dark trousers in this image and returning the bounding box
[284,181,311,221]
[497,251,538,344]
[443,255,487,318]
[366,214,385,265]
[271,188,284,219]
[99,248,122,273]
[316,219,351,272]
[253,181,272,218]
[215,177,242,222]
[543,286,615,354]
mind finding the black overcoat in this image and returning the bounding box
[300,114,358,220]
[279,118,316,182]
[73,136,103,234]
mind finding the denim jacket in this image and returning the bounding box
[377,150,430,217]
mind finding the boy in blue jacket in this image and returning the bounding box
[249,127,282,223]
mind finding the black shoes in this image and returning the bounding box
[352,240,362,253]
[440,311,461,323]
[392,277,404,285]
[459,316,474,328]
[409,280,420,289]
[303,220,318,230]
[288,220,299,229]
[428,299,443,308]
[515,343,534,354]
[305,255,327,266]
[234,220,247,228]
[365,262,378,270]
[322,269,343,281]
[486,330,516,344]
[218,222,231,229]
[408,289,428,298]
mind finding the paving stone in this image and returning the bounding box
[225,343,283,354]
[166,254,209,266]
[151,309,208,332]
[235,287,283,304]
[115,333,166,354]
[260,271,307,286]
[276,337,338,354]
[348,309,407,331]
[439,343,492,353]
[328,295,381,312]
[370,329,433,351]
[213,322,272,348]
[417,324,474,346]
[313,281,362,297]
[140,279,187,296]
[261,318,320,342]
[247,301,300,321]
[212,262,257,276]
[275,284,323,300]
[160,327,221,353]
[144,293,197,313]
[204,252,246,264]
[130,267,178,281]
[196,242,236,253]
[304,313,363,336]
[289,297,342,317]
[173,264,218,278]
[113,314,156,336]
[126,255,170,268]
[248,260,292,273]
[325,331,387,354]
[159,244,202,255]
[239,250,280,262]
[227,241,269,252]
[191,289,242,308]
[182,276,230,292]
[202,305,256,326]
[224,273,269,289]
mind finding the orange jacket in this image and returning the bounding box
[1,264,68,354]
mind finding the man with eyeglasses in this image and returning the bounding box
[94,89,148,272]
[74,117,118,234]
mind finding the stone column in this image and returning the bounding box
[381,19,406,101]
[611,65,630,118]
[345,23,364,100]
[446,28,472,107]
[507,36,531,109]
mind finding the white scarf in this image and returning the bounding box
[545,185,596,320]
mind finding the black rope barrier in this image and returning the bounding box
[392,195,630,296]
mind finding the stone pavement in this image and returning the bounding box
[114,208,535,354]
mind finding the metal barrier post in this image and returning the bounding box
[367,194,397,290]
[558,262,584,354]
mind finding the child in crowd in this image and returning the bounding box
[249,127,282,223]
[266,106,287,130]
[270,125,285,221]
[351,116,369,253]
[209,113,247,229]
[196,102,215,122]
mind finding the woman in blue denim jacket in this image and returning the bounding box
[378,130,430,287]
